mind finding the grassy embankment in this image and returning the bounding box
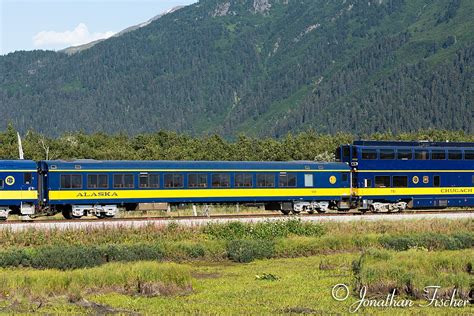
[0,219,472,314]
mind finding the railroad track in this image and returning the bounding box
[1,209,472,226]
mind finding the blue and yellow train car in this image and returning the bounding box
[0,160,38,219]
[337,141,474,212]
[39,160,352,218]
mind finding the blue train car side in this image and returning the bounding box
[337,141,474,211]
[0,160,38,219]
[39,160,352,218]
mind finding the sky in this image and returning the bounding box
[0,0,198,55]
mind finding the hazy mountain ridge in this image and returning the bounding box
[0,0,472,137]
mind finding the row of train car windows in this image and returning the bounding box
[59,173,304,189]
[361,149,474,160]
[0,174,33,189]
[365,175,441,188]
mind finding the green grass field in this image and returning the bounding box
[0,219,472,314]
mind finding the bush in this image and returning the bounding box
[0,249,29,267]
[379,233,474,251]
[0,243,165,270]
[226,239,275,263]
[203,219,326,240]
[105,243,164,262]
[30,246,105,269]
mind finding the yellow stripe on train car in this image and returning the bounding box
[0,191,38,200]
[48,188,351,200]
[354,187,474,196]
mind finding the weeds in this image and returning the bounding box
[203,219,326,240]
[226,239,275,263]
[0,261,191,301]
[352,248,473,300]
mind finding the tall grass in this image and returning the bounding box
[0,261,191,299]
[353,248,473,299]
[0,219,470,249]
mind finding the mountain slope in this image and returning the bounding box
[60,6,184,55]
[1,0,472,137]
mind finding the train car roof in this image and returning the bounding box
[0,160,37,170]
[41,160,350,171]
[352,141,474,148]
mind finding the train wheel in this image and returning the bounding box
[316,209,326,214]
[281,210,291,215]
[307,210,315,214]
[291,210,301,215]
[62,208,73,220]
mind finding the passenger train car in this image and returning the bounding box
[38,160,351,219]
[337,141,474,212]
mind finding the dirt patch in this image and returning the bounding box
[123,281,193,297]
[75,299,139,315]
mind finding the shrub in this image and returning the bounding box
[0,243,165,270]
[0,249,29,267]
[30,246,105,269]
[203,219,326,240]
[226,239,275,263]
[379,233,474,251]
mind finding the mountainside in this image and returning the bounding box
[60,6,184,55]
[1,0,473,137]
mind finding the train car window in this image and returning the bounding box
[352,147,358,159]
[139,174,148,188]
[465,151,474,160]
[342,173,349,182]
[235,173,253,187]
[139,174,160,188]
[61,174,82,189]
[434,175,440,187]
[415,150,429,160]
[257,173,275,187]
[392,176,408,187]
[432,150,446,160]
[304,174,313,187]
[113,174,134,188]
[164,174,183,188]
[0,179,3,189]
[380,149,395,160]
[448,150,462,160]
[88,174,108,189]
[279,173,297,187]
[124,175,134,188]
[343,147,350,158]
[212,173,230,188]
[361,149,377,160]
[397,150,413,160]
[149,174,159,188]
[375,176,390,188]
[24,173,32,185]
[61,175,71,188]
[188,174,208,188]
